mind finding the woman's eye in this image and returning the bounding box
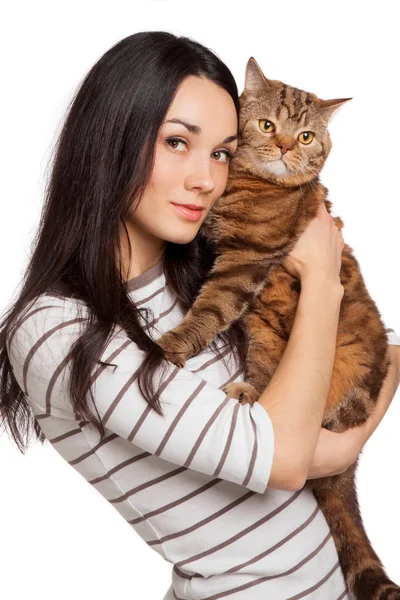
[212,150,231,163]
[166,137,231,163]
[166,137,187,151]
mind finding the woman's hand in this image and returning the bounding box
[306,343,400,480]
[306,426,354,479]
[282,201,344,285]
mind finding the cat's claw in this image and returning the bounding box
[221,382,259,406]
[156,332,192,368]
[162,350,187,369]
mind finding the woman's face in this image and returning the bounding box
[129,75,238,246]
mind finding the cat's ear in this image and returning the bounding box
[244,57,270,94]
[318,97,353,121]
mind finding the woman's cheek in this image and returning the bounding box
[153,157,181,188]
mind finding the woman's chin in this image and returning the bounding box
[166,230,201,245]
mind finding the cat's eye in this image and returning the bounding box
[259,120,275,133]
[298,131,314,145]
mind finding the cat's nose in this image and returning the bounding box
[278,145,291,155]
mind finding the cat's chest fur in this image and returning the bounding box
[202,164,329,261]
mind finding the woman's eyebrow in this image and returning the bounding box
[165,118,237,143]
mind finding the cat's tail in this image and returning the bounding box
[308,461,400,600]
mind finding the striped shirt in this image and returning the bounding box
[7,258,400,600]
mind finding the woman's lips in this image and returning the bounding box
[171,203,204,221]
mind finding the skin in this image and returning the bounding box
[119,74,400,480]
[119,75,238,280]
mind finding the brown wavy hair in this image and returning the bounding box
[0,31,247,453]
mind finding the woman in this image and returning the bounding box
[1,31,399,599]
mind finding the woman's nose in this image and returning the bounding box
[185,156,215,193]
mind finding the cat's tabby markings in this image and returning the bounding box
[157,57,399,599]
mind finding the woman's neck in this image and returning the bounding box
[118,220,166,280]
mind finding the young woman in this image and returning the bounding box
[1,31,399,600]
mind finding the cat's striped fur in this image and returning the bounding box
[156,57,399,599]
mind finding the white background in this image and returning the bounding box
[1,1,399,599]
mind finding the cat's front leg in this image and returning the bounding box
[156,327,195,368]
[221,382,259,406]
[156,253,271,368]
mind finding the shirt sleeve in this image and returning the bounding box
[385,327,400,346]
[7,297,275,495]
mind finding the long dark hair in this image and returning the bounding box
[0,31,247,453]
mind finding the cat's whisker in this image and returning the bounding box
[299,163,318,177]
[297,164,320,194]
[301,170,320,194]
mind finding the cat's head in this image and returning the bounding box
[233,57,351,188]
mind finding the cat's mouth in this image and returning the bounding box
[265,157,290,176]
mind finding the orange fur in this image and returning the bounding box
[156,58,399,599]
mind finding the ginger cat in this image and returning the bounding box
[156,57,399,599]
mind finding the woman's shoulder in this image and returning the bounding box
[11,291,90,338]
[7,266,170,359]
[7,292,89,376]
[5,292,91,417]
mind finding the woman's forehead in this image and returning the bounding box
[165,77,238,134]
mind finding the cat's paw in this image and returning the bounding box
[221,382,259,406]
[156,331,190,368]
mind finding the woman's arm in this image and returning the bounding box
[256,272,344,491]
[306,341,400,480]
[7,296,275,495]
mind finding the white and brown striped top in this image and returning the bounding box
[7,258,400,600]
